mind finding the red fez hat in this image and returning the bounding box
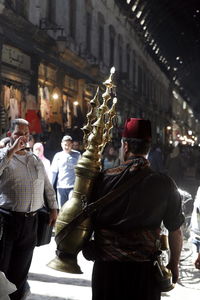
[122,118,152,140]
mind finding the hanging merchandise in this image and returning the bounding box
[44,86,50,100]
[39,86,51,123]
[48,87,62,125]
[62,95,68,129]
[15,88,22,102]
[73,101,78,118]
[1,84,27,124]
[25,93,38,110]
[25,110,42,134]
[67,97,73,128]
[62,95,72,129]
[20,98,26,119]
[39,87,44,100]
[9,97,19,121]
[25,92,42,134]
[2,85,20,121]
[0,104,9,133]
[3,86,10,111]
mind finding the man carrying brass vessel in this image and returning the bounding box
[84,118,184,300]
[0,118,58,300]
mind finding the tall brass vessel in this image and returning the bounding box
[48,67,117,274]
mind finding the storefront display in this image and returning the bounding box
[1,84,42,134]
[0,44,42,135]
[39,86,51,123]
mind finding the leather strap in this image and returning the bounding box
[55,167,153,246]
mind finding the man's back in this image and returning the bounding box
[90,156,184,300]
[92,156,183,238]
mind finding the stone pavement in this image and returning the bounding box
[161,239,200,299]
[27,238,200,300]
[27,238,93,300]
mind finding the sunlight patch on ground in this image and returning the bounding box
[27,281,92,300]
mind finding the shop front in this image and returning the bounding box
[0,44,40,136]
[62,74,84,141]
[38,64,85,159]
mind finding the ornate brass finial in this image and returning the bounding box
[86,67,117,154]
[82,67,117,153]
[82,87,100,148]
[103,66,116,88]
[101,97,117,152]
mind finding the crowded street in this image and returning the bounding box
[26,237,200,300]
[1,1,200,300]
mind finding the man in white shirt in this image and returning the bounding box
[190,186,200,269]
[51,135,81,208]
[0,118,58,300]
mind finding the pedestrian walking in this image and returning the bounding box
[83,118,184,300]
[72,140,84,154]
[0,118,58,300]
[33,142,51,179]
[189,185,200,269]
[51,135,81,208]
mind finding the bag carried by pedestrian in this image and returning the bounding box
[36,194,53,247]
[32,153,54,247]
[0,209,12,263]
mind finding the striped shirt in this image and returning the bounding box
[0,147,58,212]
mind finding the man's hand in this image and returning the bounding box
[49,209,58,227]
[167,228,183,283]
[166,262,179,283]
[194,253,200,269]
[7,136,27,159]
[12,136,27,151]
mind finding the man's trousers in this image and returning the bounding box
[0,213,37,300]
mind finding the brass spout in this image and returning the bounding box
[48,256,82,274]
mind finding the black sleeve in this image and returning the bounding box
[163,176,185,231]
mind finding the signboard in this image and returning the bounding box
[2,44,31,71]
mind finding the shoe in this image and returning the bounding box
[20,285,31,300]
